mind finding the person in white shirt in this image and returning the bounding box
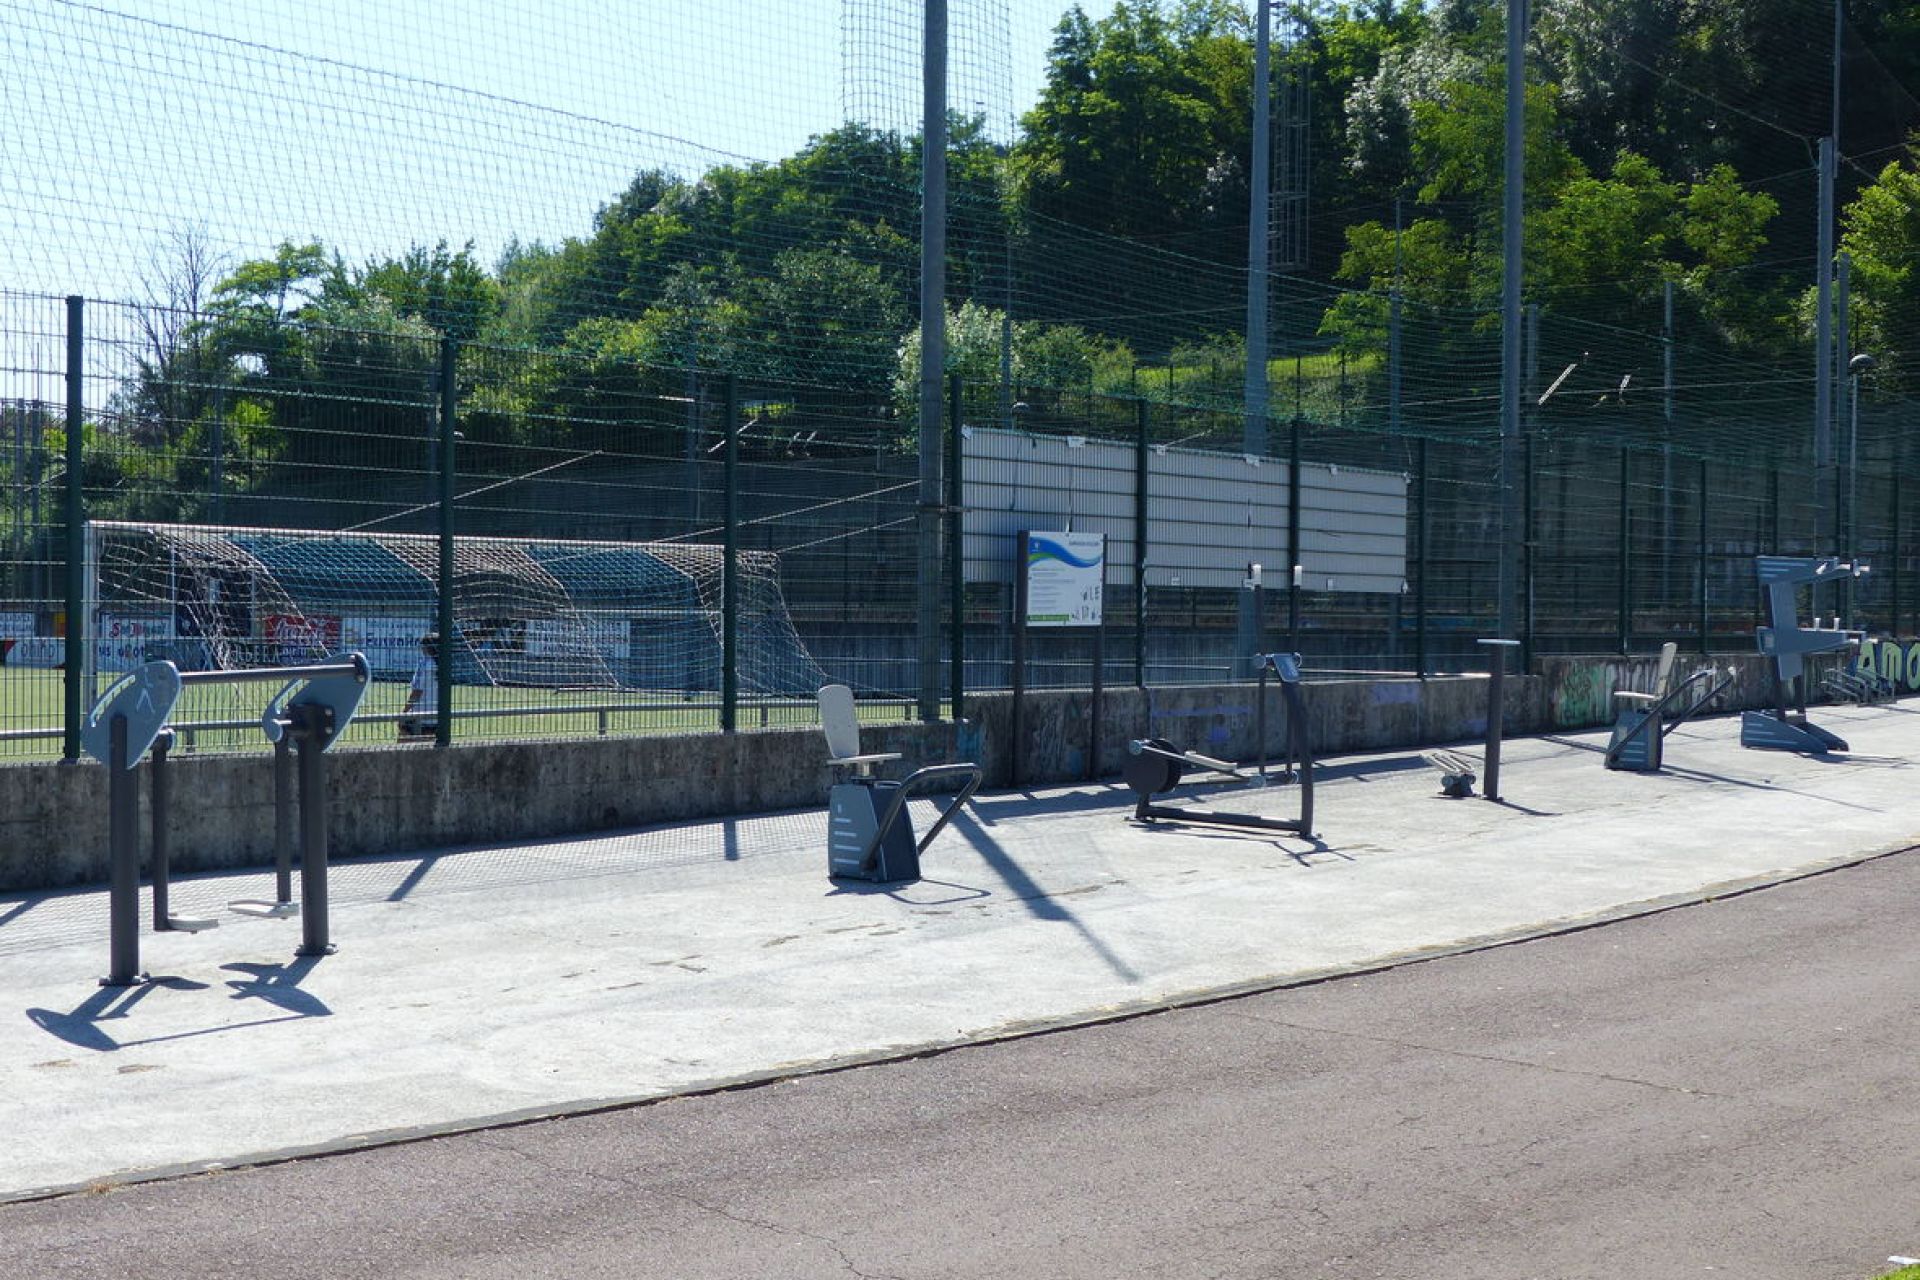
[399,632,439,740]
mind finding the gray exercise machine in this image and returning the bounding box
[1743,555,1866,753]
[1605,663,1737,771]
[1123,653,1314,837]
[84,654,370,986]
[819,684,982,884]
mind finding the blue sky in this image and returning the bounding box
[1,0,1114,311]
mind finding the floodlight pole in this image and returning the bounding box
[1238,0,1272,679]
[1499,0,1526,644]
[917,0,948,722]
[1815,137,1835,559]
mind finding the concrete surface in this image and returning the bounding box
[2,699,1916,1204]
[8,850,1919,1280]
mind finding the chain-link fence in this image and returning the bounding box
[1,288,1911,760]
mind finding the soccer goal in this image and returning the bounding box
[87,521,829,704]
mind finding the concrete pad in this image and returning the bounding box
[3,703,1918,1201]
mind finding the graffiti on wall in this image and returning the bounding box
[1859,637,1920,690]
[1549,660,1636,730]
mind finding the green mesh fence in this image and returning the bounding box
[1,1,1917,758]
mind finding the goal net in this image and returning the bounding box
[87,521,829,698]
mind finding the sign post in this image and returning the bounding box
[1014,532,1107,784]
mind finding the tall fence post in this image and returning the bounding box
[1617,445,1631,654]
[1522,431,1536,666]
[1134,398,1149,688]
[947,372,964,719]
[1892,473,1902,636]
[1287,414,1301,652]
[62,295,85,762]
[435,337,457,749]
[1698,458,1710,654]
[722,373,739,732]
[1770,467,1782,555]
[1414,435,1428,677]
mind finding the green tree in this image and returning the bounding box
[1014,1,1252,249]
[1837,147,1920,394]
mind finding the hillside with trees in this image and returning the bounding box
[91,0,1920,521]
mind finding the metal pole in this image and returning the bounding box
[1892,470,1902,637]
[1698,458,1710,655]
[1479,638,1519,802]
[1088,621,1104,781]
[1011,536,1027,788]
[63,296,84,762]
[1287,415,1301,652]
[294,705,333,957]
[1390,200,1403,440]
[1663,281,1675,606]
[1499,0,1527,643]
[1815,137,1836,553]
[150,730,171,930]
[1523,428,1536,666]
[948,372,965,719]
[1134,399,1149,688]
[104,713,141,986]
[435,338,456,749]
[916,0,949,722]
[1618,446,1631,654]
[1237,0,1272,679]
[722,374,739,732]
[1837,251,1852,622]
[274,733,294,907]
[1414,436,1428,677]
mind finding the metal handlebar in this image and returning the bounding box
[178,657,367,688]
[853,762,983,877]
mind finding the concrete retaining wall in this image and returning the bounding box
[0,649,1848,893]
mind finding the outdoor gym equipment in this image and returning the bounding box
[1743,555,1867,753]
[819,684,982,884]
[83,654,370,986]
[1123,653,1314,837]
[1423,750,1476,798]
[1604,662,1737,772]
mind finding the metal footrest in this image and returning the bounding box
[1740,710,1849,754]
[229,899,299,919]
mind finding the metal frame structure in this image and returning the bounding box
[85,655,370,986]
[1123,653,1314,838]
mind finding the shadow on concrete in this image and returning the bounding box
[25,957,331,1053]
[1126,820,1347,867]
[827,877,992,907]
[220,955,332,1018]
[0,888,125,958]
[1482,797,1561,817]
[946,810,1142,984]
[365,810,827,904]
[1540,735,1889,811]
[957,787,1133,828]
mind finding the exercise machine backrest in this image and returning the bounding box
[818,683,902,777]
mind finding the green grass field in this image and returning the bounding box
[0,667,910,762]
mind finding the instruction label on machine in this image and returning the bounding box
[1022,531,1104,627]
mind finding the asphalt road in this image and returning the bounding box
[11,849,1920,1280]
